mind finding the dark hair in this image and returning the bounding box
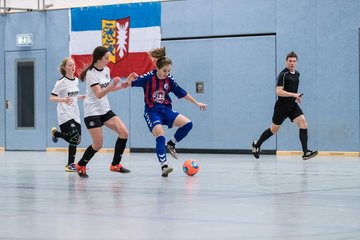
[286,51,298,60]
[149,46,166,59]
[79,46,109,81]
[149,47,172,69]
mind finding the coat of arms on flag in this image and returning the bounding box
[70,2,161,78]
[102,17,130,63]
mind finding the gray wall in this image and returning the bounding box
[1,0,359,152]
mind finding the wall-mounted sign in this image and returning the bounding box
[16,34,33,46]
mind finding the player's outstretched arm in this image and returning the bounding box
[184,94,207,111]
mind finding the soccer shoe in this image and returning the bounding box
[161,166,174,177]
[65,163,77,172]
[110,164,131,173]
[166,143,178,159]
[75,164,88,178]
[51,127,58,143]
[252,141,260,159]
[302,150,318,160]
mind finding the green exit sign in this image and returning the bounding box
[16,34,33,46]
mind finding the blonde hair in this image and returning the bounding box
[59,57,72,76]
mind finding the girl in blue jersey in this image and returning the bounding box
[128,47,207,177]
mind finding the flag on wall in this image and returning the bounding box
[70,2,161,78]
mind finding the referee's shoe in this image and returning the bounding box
[302,150,318,160]
[252,141,260,159]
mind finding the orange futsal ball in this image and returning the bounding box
[183,159,200,176]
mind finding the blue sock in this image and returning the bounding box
[156,136,167,166]
[174,121,193,143]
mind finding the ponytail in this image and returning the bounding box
[79,46,109,81]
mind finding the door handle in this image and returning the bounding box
[5,100,11,109]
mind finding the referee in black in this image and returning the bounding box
[252,51,318,160]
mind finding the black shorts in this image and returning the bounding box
[272,101,303,125]
[84,110,117,129]
[59,119,82,136]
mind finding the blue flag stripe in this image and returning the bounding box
[71,2,161,31]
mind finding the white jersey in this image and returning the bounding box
[51,76,81,125]
[83,66,112,117]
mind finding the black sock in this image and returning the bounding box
[299,128,308,154]
[68,145,77,166]
[78,145,97,166]
[167,140,175,147]
[54,131,71,142]
[112,138,127,166]
[257,128,273,147]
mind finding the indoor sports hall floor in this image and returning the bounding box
[0,151,359,240]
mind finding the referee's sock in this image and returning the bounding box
[257,128,273,147]
[299,128,308,153]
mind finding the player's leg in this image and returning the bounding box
[75,117,103,178]
[152,124,173,177]
[144,112,173,177]
[166,113,193,159]
[52,120,80,145]
[60,120,81,172]
[104,113,130,173]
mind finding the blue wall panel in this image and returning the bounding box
[0,16,4,148]
[316,0,359,151]
[213,0,276,35]
[162,0,276,38]
[4,12,46,51]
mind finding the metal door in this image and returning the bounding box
[5,50,46,150]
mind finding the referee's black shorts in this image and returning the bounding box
[272,101,303,125]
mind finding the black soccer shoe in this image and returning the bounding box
[252,141,260,159]
[302,150,318,160]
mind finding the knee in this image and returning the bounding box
[270,125,280,134]
[121,129,129,139]
[300,121,308,129]
[70,130,81,145]
[297,119,308,129]
[118,126,128,139]
[183,121,193,131]
[92,142,103,151]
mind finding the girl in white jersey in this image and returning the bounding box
[50,58,84,172]
[75,46,137,178]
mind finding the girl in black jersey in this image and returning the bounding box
[50,58,84,172]
[252,52,318,160]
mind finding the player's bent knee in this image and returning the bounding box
[183,121,193,131]
[69,130,81,145]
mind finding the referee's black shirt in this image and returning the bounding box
[276,68,300,104]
